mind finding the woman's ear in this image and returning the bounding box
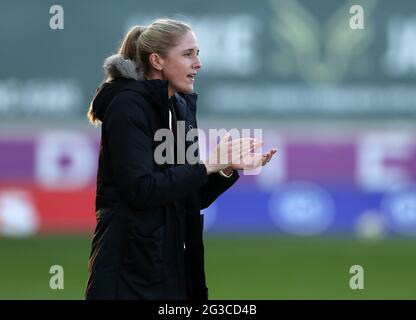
[149,53,164,71]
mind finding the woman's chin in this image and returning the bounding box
[181,86,194,94]
[172,83,194,94]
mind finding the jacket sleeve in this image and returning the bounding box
[104,92,209,210]
[199,170,239,210]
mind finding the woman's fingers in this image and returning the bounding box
[229,139,260,150]
[227,139,255,155]
[261,154,271,166]
[234,152,262,169]
[231,148,277,170]
[261,149,277,166]
[219,131,231,144]
[238,141,263,157]
[221,139,275,169]
[229,140,263,163]
[212,137,273,170]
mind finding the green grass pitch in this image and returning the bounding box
[0,235,415,299]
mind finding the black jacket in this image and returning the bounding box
[85,55,239,300]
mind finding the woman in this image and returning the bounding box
[85,18,276,300]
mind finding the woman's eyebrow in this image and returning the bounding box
[182,48,200,53]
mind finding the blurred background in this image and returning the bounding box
[1,0,416,299]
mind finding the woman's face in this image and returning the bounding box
[162,31,202,96]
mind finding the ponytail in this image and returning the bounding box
[118,25,146,61]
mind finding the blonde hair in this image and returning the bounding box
[122,19,192,75]
[88,18,192,125]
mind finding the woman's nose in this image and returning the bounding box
[194,56,202,69]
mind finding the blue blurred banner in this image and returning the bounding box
[1,127,416,237]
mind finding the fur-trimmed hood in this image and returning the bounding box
[103,54,144,80]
